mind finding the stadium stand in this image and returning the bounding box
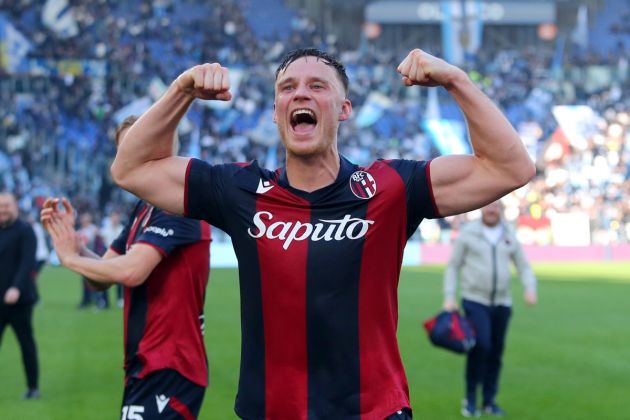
[0,0,628,251]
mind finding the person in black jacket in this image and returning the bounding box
[0,191,40,399]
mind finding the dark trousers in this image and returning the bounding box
[0,304,39,390]
[462,299,511,406]
[35,260,46,275]
[80,278,109,309]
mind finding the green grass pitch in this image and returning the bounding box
[1,262,628,419]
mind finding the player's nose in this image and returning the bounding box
[293,82,311,99]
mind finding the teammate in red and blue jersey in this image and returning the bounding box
[41,118,211,420]
[111,48,535,419]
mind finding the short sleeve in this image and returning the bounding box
[109,201,143,255]
[109,222,131,254]
[134,210,204,257]
[381,159,441,238]
[410,159,441,219]
[387,159,440,218]
[184,158,243,231]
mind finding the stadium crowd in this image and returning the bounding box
[1,0,629,247]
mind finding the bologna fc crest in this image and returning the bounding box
[349,171,377,199]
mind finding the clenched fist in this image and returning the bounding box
[174,63,232,101]
[397,49,466,88]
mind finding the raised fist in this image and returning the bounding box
[174,63,232,101]
[397,49,465,88]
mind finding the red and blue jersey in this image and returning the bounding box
[110,200,211,387]
[185,156,439,419]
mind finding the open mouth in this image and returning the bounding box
[290,109,317,133]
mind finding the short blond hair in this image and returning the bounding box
[114,115,139,146]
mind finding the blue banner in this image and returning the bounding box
[0,14,32,73]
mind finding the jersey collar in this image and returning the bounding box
[277,155,357,200]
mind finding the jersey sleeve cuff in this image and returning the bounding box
[425,159,443,219]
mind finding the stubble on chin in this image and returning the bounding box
[0,219,15,229]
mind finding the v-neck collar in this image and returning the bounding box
[276,155,357,201]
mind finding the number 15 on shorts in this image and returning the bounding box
[121,405,145,420]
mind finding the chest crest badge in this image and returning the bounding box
[349,171,377,199]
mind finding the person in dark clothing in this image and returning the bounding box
[0,191,40,400]
[76,212,109,310]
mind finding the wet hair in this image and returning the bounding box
[275,48,349,95]
[114,115,139,146]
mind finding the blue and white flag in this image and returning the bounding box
[440,0,483,66]
[424,119,470,156]
[423,88,470,156]
[356,92,392,128]
[42,0,79,39]
[571,4,588,50]
[0,14,32,72]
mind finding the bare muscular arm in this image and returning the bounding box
[110,63,232,215]
[398,49,535,216]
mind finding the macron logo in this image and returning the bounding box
[256,179,274,194]
[156,395,169,413]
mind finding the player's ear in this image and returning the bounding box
[272,103,277,123]
[339,99,352,122]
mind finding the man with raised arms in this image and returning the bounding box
[111,48,535,419]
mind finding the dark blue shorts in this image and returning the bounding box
[121,369,205,420]
[240,407,411,420]
[386,407,413,419]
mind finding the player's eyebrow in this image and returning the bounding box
[276,76,331,87]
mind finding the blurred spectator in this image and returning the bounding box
[26,212,50,275]
[76,212,108,309]
[0,192,41,400]
[100,209,125,307]
[0,1,628,246]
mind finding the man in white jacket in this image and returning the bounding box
[443,200,537,417]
